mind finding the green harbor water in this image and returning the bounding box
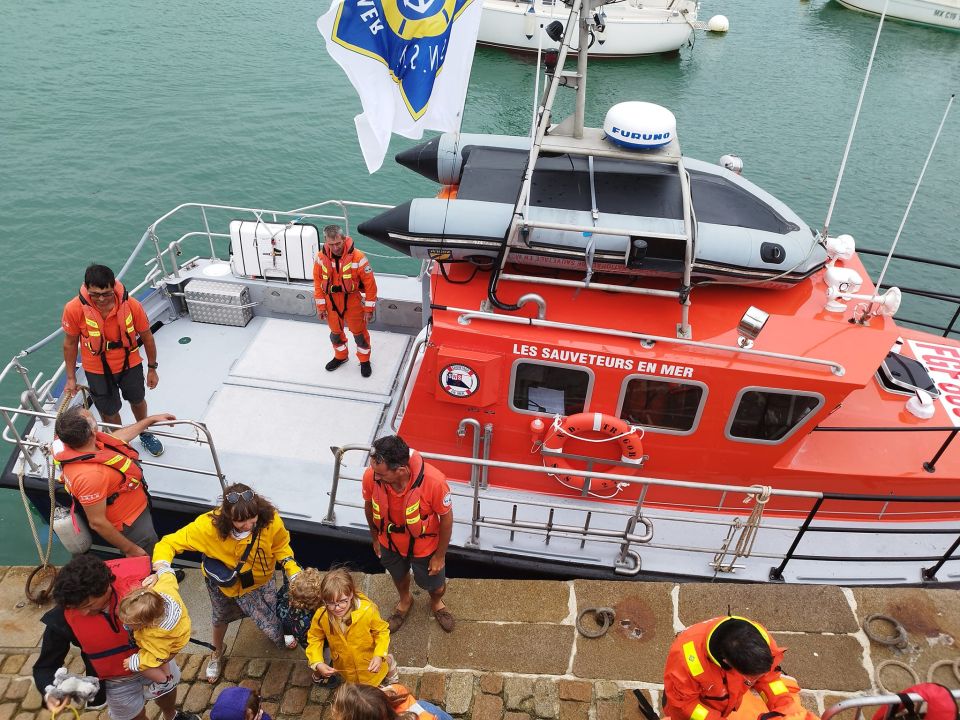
[0,0,957,564]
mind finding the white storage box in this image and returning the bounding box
[229,220,320,281]
[185,280,254,327]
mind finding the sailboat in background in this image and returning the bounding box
[478,0,702,56]
[834,0,960,30]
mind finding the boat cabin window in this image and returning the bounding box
[726,388,823,444]
[617,376,706,434]
[510,360,592,416]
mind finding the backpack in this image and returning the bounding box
[871,684,959,720]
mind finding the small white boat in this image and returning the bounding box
[478,0,699,56]
[835,0,960,30]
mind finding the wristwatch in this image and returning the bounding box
[147,363,159,369]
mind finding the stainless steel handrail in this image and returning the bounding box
[451,306,846,376]
[1,407,228,492]
[390,330,428,432]
[822,690,960,720]
[322,444,814,574]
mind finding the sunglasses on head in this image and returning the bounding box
[225,489,254,504]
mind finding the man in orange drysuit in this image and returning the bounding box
[313,224,378,377]
[663,616,816,720]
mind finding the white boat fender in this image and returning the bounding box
[603,102,676,150]
[707,15,730,32]
[523,6,536,40]
[719,154,743,175]
[52,503,93,555]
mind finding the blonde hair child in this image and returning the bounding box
[117,568,191,683]
[298,568,398,687]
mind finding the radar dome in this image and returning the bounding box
[603,102,676,150]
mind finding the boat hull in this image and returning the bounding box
[834,0,960,29]
[478,0,697,56]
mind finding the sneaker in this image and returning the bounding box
[325,357,347,372]
[205,654,221,683]
[174,568,186,583]
[85,701,107,711]
[139,432,164,457]
[360,361,372,378]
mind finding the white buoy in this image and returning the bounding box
[707,14,730,32]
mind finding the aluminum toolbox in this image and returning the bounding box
[185,279,253,327]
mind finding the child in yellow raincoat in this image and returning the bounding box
[118,567,191,684]
[297,568,398,687]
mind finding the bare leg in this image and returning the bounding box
[154,684,177,720]
[428,583,447,612]
[211,622,227,656]
[100,411,122,426]
[130,399,149,422]
[392,573,414,613]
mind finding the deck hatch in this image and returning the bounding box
[876,352,940,397]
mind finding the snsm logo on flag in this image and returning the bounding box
[318,0,481,172]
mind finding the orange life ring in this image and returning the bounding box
[540,412,644,494]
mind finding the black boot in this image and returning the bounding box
[325,357,347,372]
[360,361,372,378]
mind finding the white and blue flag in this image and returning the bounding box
[318,0,482,173]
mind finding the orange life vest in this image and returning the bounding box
[54,431,145,505]
[316,239,374,297]
[369,451,439,557]
[77,280,139,368]
[385,684,440,720]
[63,556,150,680]
[664,616,806,720]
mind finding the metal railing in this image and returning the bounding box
[858,246,960,338]
[822,689,960,720]
[3,406,229,493]
[323,440,960,581]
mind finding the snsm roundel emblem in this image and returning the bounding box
[439,363,479,398]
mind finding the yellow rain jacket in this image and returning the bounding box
[125,570,191,671]
[305,591,390,686]
[153,511,301,598]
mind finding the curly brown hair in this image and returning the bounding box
[210,483,276,539]
[288,567,325,612]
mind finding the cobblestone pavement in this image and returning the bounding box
[1,567,959,720]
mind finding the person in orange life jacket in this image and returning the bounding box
[313,224,378,378]
[361,435,455,634]
[663,616,816,720]
[34,554,199,720]
[331,682,453,720]
[62,264,164,457]
[54,406,175,557]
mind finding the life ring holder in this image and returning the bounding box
[540,413,645,499]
